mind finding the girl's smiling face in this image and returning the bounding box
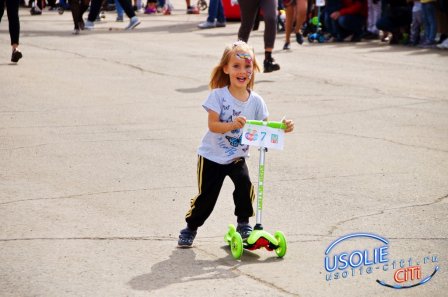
[223,51,254,89]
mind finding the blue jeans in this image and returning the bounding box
[115,0,124,17]
[410,10,423,44]
[324,11,336,37]
[326,14,365,40]
[59,0,70,9]
[323,0,341,34]
[422,2,437,43]
[207,0,225,23]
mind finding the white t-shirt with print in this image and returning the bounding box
[197,86,269,165]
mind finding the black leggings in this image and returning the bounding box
[0,0,20,45]
[238,0,278,49]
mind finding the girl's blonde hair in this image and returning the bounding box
[209,41,260,90]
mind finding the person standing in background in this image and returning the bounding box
[409,0,423,45]
[197,0,226,29]
[68,0,90,34]
[0,0,22,63]
[420,0,437,46]
[364,0,381,38]
[238,0,281,73]
[283,0,308,50]
[85,0,140,30]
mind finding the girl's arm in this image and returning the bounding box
[208,110,246,133]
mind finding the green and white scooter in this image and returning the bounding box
[224,120,287,259]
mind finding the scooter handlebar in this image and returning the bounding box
[245,120,287,130]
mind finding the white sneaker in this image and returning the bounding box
[216,21,226,27]
[197,21,216,29]
[437,38,448,49]
[125,16,140,30]
[84,20,95,30]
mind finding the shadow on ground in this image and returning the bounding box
[128,245,284,292]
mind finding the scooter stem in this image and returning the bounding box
[255,146,267,228]
[245,120,286,230]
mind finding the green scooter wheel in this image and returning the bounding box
[274,231,287,258]
[230,232,243,259]
[224,224,236,244]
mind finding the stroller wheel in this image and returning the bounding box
[318,35,325,43]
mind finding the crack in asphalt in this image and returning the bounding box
[194,234,448,242]
[0,138,164,151]
[195,246,301,297]
[0,136,199,151]
[0,236,173,242]
[0,143,49,151]
[186,233,448,242]
[384,237,448,241]
[279,171,396,183]
[1,234,446,243]
[0,186,194,206]
[327,193,448,236]
[299,101,434,120]
[3,188,446,242]
[319,131,448,153]
[291,70,443,102]
[0,123,179,130]
[26,43,199,82]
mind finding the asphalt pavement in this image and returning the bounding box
[1,2,447,296]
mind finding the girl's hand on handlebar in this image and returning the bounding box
[283,119,294,133]
[233,116,246,129]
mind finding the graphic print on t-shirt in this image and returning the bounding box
[218,101,248,157]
